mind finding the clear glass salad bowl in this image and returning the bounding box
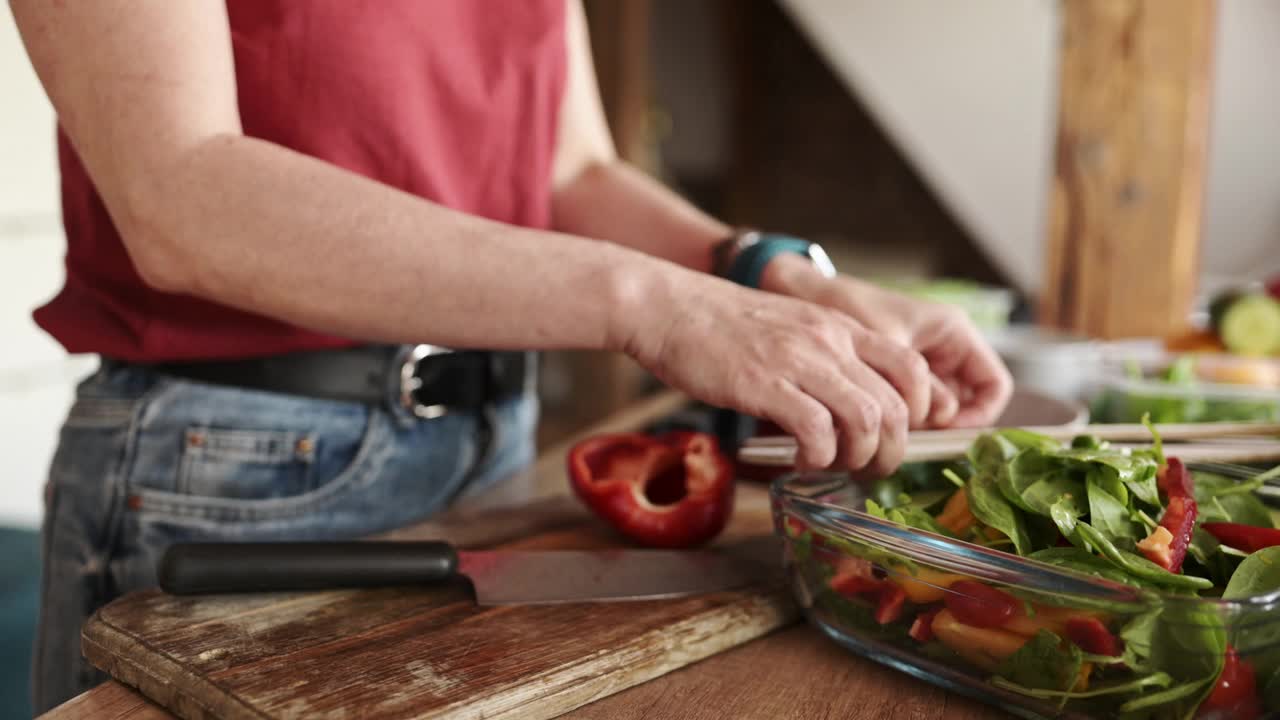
[771,465,1280,720]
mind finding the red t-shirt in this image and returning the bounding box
[35,0,567,362]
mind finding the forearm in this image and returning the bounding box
[551,159,730,273]
[128,134,674,351]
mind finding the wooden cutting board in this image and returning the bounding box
[81,485,799,720]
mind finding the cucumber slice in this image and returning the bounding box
[1218,294,1280,356]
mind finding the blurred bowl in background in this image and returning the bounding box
[986,325,1102,402]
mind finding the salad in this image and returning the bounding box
[782,423,1280,719]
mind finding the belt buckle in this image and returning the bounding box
[399,344,453,419]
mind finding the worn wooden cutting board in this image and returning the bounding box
[81,485,800,720]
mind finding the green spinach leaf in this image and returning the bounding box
[1087,475,1140,543]
[1144,603,1227,718]
[994,629,1082,692]
[1223,546,1280,599]
[999,449,1087,518]
[990,672,1171,701]
[969,430,1057,475]
[1264,665,1280,713]
[965,471,1032,555]
[1074,523,1212,590]
[887,506,955,538]
[1119,609,1160,671]
[1029,547,1148,588]
[1194,473,1275,528]
[1141,412,1165,467]
[1049,498,1083,547]
[1116,678,1211,713]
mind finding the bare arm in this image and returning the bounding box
[12,0,676,352]
[550,0,729,272]
[12,0,933,474]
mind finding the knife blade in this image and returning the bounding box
[158,538,781,604]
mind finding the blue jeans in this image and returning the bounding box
[31,359,537,713]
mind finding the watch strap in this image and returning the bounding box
[727,234,822,289]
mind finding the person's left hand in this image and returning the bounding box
[762,254,1014,429]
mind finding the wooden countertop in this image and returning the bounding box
[41,391,1003,720]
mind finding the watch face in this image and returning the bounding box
[807,244,838,278]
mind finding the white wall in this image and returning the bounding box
[0,14,96,528]
[781,0,1280,298]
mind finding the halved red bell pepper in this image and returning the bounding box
[568,431,734,548]
[1139,457,1197,573]
[1202,523,1280,554]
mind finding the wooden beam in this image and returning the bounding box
[539,0,655,446]
[1041,0,1215,339]
[583,0,654,167]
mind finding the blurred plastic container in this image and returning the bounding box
[877,278,1016,332]
[1091,353,1280,424]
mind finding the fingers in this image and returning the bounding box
[947,327,1014,428]
[855,330,932,429]
[926,374,960,428]
[793,369,882,473]
[912,309,1013,429]
[836,360,908,478]
[760,379,837,470]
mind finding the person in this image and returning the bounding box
[12,0,1012,711]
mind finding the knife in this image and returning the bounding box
[158,538,780,604]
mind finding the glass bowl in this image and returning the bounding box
[771,467,1280,720]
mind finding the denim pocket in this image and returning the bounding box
[125,380,390,523]
[177,426,317,500]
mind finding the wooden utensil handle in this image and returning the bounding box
[158,541,459,595]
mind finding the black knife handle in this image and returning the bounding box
[158,541,459,595]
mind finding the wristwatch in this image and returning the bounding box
[711,229,837,289]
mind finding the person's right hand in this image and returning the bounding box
[615,273,932,477]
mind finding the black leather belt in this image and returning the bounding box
[147,345,530,418]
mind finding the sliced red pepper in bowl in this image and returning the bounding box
[909,607,943,642]
[1065,617,1121,657]
[568,431,734,548]
[943,580,1020,629]
[829,558,906,625]
[1138,457,1197,573]
[1202,523,1280,554]
[1198,646,1261,720]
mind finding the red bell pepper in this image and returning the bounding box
[829,558,906,625]
[909,607,943,642]
[943,580,1019,629]
[1065,617,1121,657]
[568,431,734,548]
[1202,522,1280,554]
[1139,457,1197,573]
[1197,646,1261,720]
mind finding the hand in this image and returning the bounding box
[762,255,1013,428]
[615,270,932,476]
